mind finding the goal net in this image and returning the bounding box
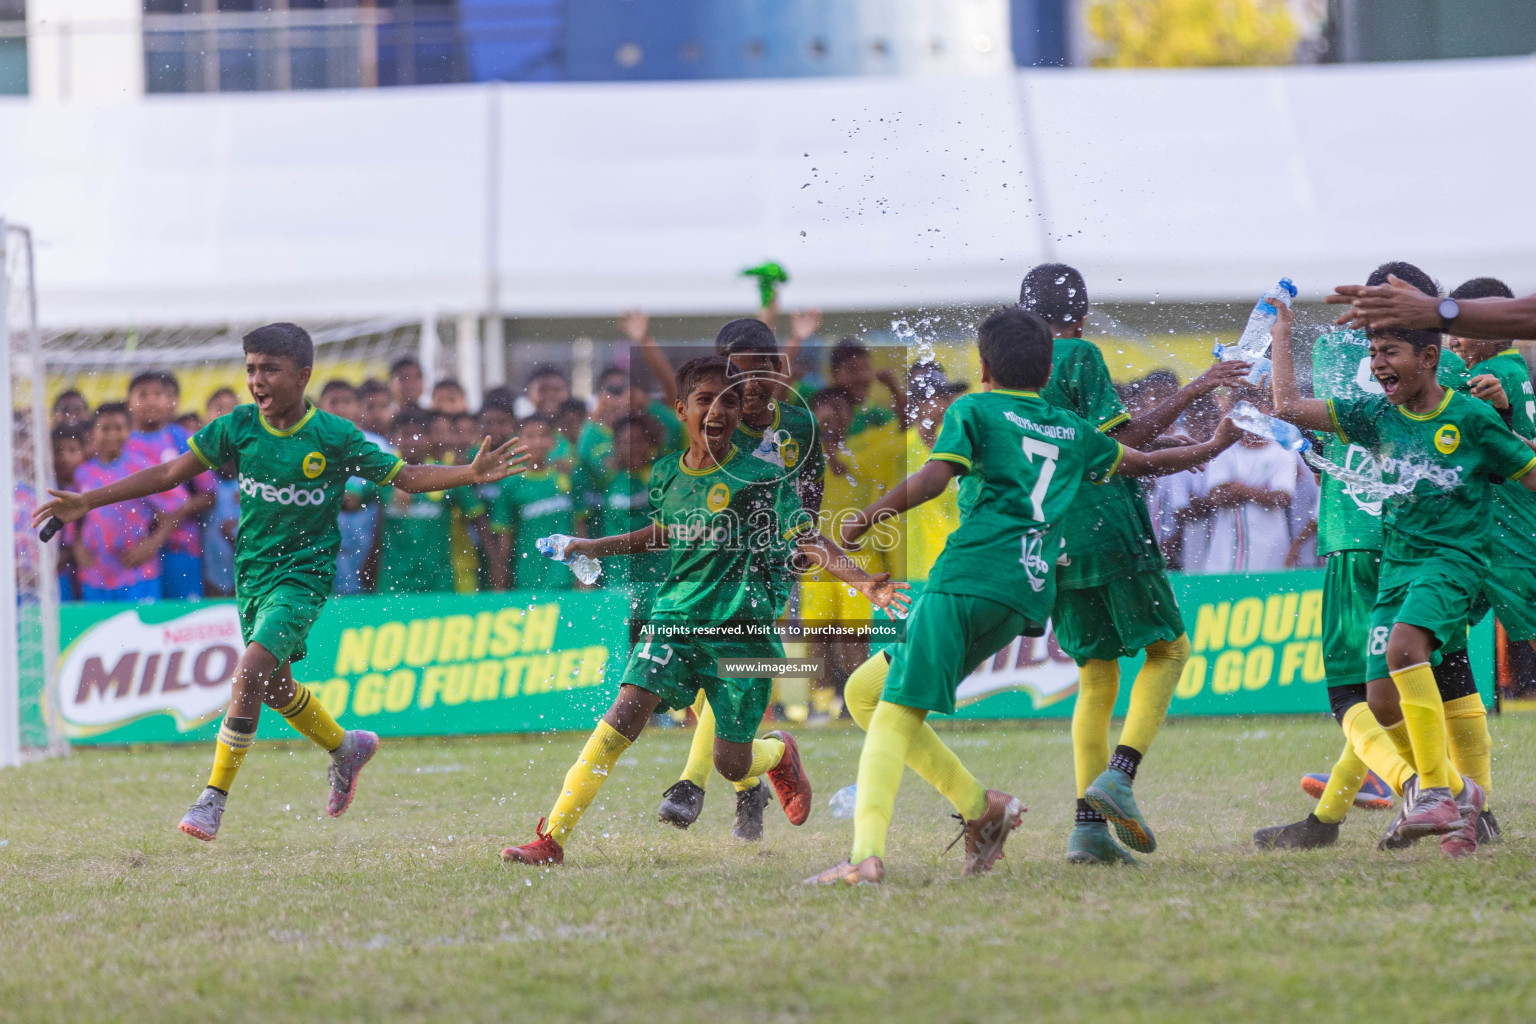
[2,221,64,766]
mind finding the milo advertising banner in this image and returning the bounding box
[52,571,1494,744]
[58,590,630,745]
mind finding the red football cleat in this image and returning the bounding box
[500,818,564,865]
[765,730,812,826]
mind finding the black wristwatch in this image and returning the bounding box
[1437,297,1460,333]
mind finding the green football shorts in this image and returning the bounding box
[238,583,326,666]
[882,591,1033,716]
[618,635,779,744]
[1477,568,1536,643]
[1052,570,1184,666]
[1321,550,1381,690]
[1365,571,1478,681]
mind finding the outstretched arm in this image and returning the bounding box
[566,522,666,559]
[837,459,958,548]
[1330,274,1536,340]
[623,312,679,408]
[32,451,206,529]
[1111,361,1253,448]
[795,532,913,617]
[1268,301,1335,431]
[1117,420,1241,478]
[393,437,528,494]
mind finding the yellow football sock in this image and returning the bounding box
[546,721,632,845]
[1341,703,1414,796]
[680,691,714,790]
[1444,693,1491,802]
[844,653,986,820]
[1118,634,1189,754]
[850,701,927,863]
[1391,663,1454,790]
[1383,718,1415,766]
[1313,739,1366,825]
[207,720,256,793]
[1072,659,1120,798]
[276,684,345,753]
[746,736,784,778]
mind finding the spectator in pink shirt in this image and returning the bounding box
[75,403,183,602]
[124,370,214,600]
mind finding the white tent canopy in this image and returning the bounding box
[2,57,1533,328]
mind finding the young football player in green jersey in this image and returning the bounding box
[809,308,1243,886]
[33,323,527,841]
[1018,263,1252,865]
[1271,281,1536,853]
[1255,263,1495,855]
[600,411,669,618]
[488,415,577,592]
[499,355,907,866]
[347,410,487,594]
[651,318,829,839]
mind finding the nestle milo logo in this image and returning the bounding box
[59,606,241,735]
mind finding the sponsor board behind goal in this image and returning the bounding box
[45,571,1496,745]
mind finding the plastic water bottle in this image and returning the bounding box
[1215,278,1297,385]
[1230,400,1309,453]
[536,534,602,585]
[828,783,857,820]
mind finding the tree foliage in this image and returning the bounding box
[1088,0,1299,67]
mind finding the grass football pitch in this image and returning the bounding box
[5,714,1536,1024]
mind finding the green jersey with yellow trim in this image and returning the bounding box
[1311,329,1385,555]
[647,444,808,624]
[1456,349,1536,567]
[734,396,826,515]
[490,466,576,590]
[352,465,484,594]
[1036,337,1162,587]
[1328,388,1536,584]
[925,390,1123,622]
[188,402,403,600]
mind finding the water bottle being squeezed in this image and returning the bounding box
[1229,400,1310,453]
[1214,278,1297,385]
[536,534,603,585]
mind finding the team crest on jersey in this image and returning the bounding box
[302,452,326,478]
[706,481,731,512]
[780,437,800,468]
[1434,424,1460,455]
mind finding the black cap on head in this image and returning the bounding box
[1020,263,1088,327]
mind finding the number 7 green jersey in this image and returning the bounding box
[924,389,1123,626]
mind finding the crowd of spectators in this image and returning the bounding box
[42,313,930,606]
[38,315,1328,610]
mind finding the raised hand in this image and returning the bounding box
[1213,416,1243,448]
[789,309,822,343]
[1191,359,1252,394]
[618,310,652,345]
[471,436,530,483]
[31,489,89,529]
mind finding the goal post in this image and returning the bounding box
[2,220,65,767]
